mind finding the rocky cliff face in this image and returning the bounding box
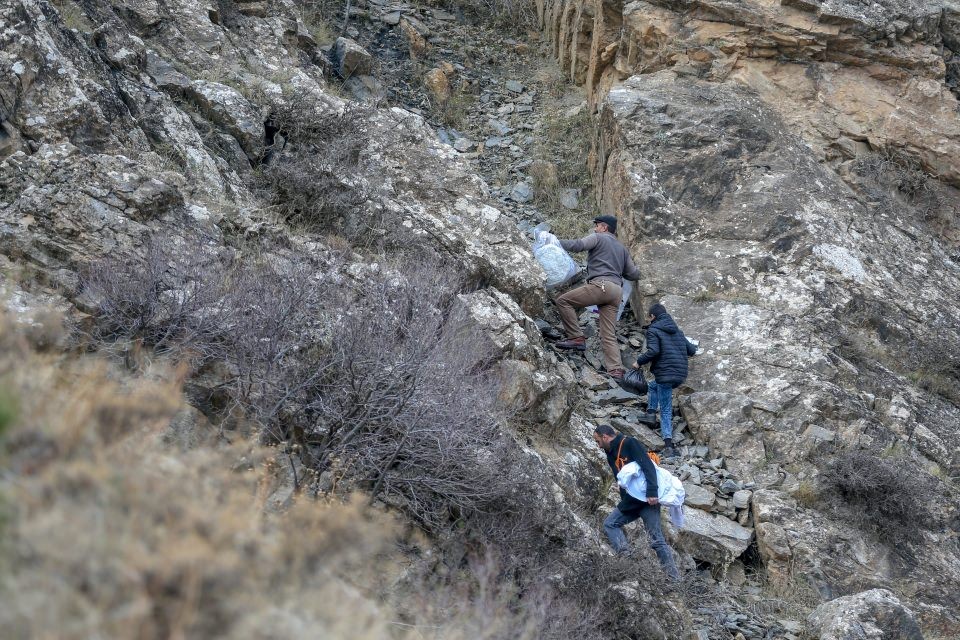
[3,0,960,637]
[540,0,960,635]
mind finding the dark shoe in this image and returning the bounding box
[637,412,657,426]
[608,368,625,380]
[555,337,586,351]
[661,438,676,458]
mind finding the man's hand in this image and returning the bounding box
[647,497,659,505]
[631,362,640,369]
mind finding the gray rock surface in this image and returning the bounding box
[332,37,373,78]
[674,505,754,573]
[807,589,924,640]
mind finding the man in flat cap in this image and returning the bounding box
[554,216,640,379]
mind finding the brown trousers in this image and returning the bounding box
[556,279,623,372]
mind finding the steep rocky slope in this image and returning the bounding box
[0,0,689,637]
[2,0,960,637]
[540,0,960,635]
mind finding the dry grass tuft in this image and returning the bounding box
[0,310,404,639]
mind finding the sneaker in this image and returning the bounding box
[608,368,625,380]
[662,445,677,458]
[555,337,586,351]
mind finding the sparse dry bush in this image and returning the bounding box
[0,311,401,640]
[81,238,232,363]
[820,451,940,545]
[298,259,527,531]
[853,149,960,237]
[295,0,338,45]
[428,0,537,30]
[430,83,476,128]
[259,96,378,239]
[532,99,595,238]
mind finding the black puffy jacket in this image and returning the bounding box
[636,313,696,386]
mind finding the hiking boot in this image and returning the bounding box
[555,337,586,351]
[608,368,625,380]
[661,438,677,459]
[637,412,657,427]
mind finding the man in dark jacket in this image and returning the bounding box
[592,424,680,580]
[554,216,641,379]
[633,303,697,458]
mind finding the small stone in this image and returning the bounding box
[580,368,610,391]
[488,119,512,135]
[778,620,803,633]
[594,388,638,406]
[332,37,373,78]
[709,457,724,470]
[381,10,401,25]
[683,482,716,509]
[585,350,602,370]
[509,182,533,203]
[453,138,475,152]
[803,425,836,442]
[732,489,753,509]
[560,188,580,210]
[719,478,740,495]
[423,67,451,103]
[612,418,664,450]
[505,79,524,93]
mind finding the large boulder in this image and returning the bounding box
[671,505,753,574]
[579,65,960,632]
[185,80,264,159]
[332,37,373,78]
[807,589,924,640]
[456,288,576,428]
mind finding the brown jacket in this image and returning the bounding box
[560,232,640,286]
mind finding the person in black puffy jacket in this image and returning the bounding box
[633,303,697,458]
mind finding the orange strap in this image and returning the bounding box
[616,437,659,469]
[615,438,628,471]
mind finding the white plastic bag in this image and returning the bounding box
[532,228,578,288]
[588,280,632,319]
[617,461,687,528]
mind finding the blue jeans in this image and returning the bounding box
[604,506,680,580]
[648,380,675,440]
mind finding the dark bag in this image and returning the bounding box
[617,369,648,396]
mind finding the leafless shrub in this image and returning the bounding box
[428,0,537,30]
[853,149,959,235]
[820,451,939,545]
[259,95,378,239]
[80,238,232,364]
[532,98,595,238]
[299,259,525,530]
[82,244,529,534]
